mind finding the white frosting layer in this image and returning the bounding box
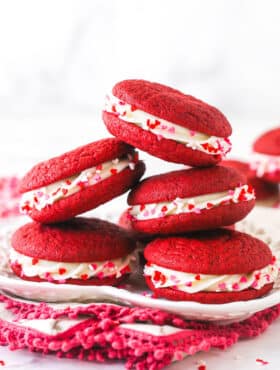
[20,154,137,213]
[105,94,232,156]
[128,184,255,221]
[144,262,278,293]
[10,249,134,282]
[250,153,280,178]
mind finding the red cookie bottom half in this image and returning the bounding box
[11,264,129,286]
[145,276,274,304]
[130,200,255,235]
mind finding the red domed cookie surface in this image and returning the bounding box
[103,79,232,167]
[127,166,255,235]
[250,127,280,183]
[19,138,145,223]
[221,159,279,201]
[144,229,276,303]
[10,218,136,285]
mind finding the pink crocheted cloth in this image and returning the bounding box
[0,176,21,218]
[0,294,279,369]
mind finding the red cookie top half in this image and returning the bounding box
[144,229,272,275]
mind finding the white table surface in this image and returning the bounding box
[0,115,279,369]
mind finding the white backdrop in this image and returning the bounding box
[0,0,279,173]
[1,0,280,118]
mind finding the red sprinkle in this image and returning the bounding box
[198,365,206,370]
[32,258,39,265]
[65,179,72,185]
[161,205,168,213]
[195,274,201,281]
[153,271,167,285]
[58,268,67,275]
[256,358,269,365]
[110,168,118,175]
[81,274,89,280]
[140,204,146,211]
[0,360,5,366]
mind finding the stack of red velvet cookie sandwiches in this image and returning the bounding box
[103,79,277,304]
[10,79,277,304]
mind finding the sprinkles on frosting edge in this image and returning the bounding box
[105,94,232,157]
[128,184,255,221]
[20,152,139,213]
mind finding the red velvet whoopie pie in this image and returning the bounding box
[144,229,277,304]
[10,218,136,286]
[19,138,145,223]
[127,166,255,235]
[250,127,280,183]
[103,79,232,167]
[222,159,279,201]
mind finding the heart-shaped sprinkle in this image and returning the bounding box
[239,275,248,283]
[81,274,89,280]
[168,126,175,134]
[59,268,66,275]
[218,282,226,290]
[110,168,117,175]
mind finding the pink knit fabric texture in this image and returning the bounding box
[0,294,279,369]
[0,176,21,218]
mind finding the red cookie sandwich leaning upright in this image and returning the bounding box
[10,218,136,286]
[127,166,255,235]
[19,138,145,223]
[103,79,232,167]
[144,229,277,304]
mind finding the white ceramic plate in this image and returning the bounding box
[0,207,279,323]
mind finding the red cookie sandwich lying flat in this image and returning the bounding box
[144,230,277,303]
[103,79,232,167]
[127,166,255,235]
[250,126,280,183]
[19,138,145,223]
[222,159,279,201]
[10,218,135,285]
